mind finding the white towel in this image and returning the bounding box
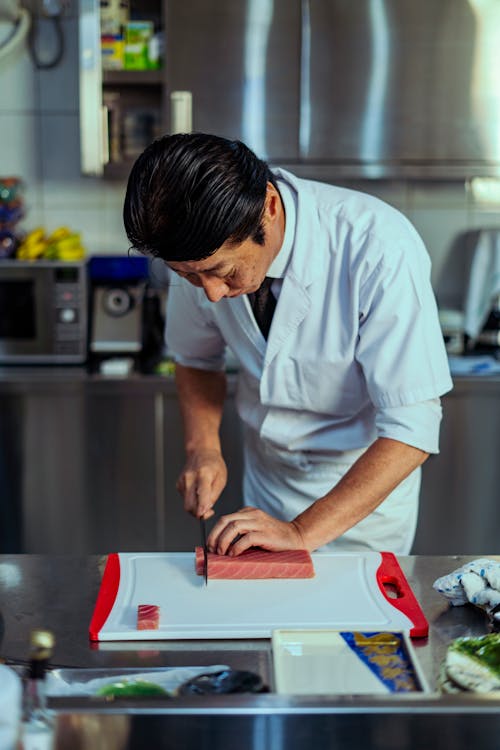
[433,558,500,611]
[464,230,500,339]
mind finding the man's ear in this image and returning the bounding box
[265,183,281,221]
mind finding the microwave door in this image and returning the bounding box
[0,271,53,359]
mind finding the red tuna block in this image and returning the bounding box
[195,547,314,580]
[137,604,160,630]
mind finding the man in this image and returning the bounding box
[123,132,452,556]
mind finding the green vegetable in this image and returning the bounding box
[96,680,169,698]
[450,634,500,679]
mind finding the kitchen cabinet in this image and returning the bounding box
[414,377,500,555]
[80,0,500,180]
[163,0,301,161]
[303,0,500,177]
[80,0,301,177]
[0,371,242,554]
[80,0,166,179]
[1,370,498,555]
[102,67,165,179]
[0,376,159,553]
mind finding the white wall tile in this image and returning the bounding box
[408,180,468,210]
[42,206,105,254]
[39,112,81,181]
[21,188,44,224]
[0,37,37,113]
[468,209,500,230]
[37,17,79,112]
[103,181,128,211]
[408,207,471,309]
[0,112,41,181]
[43,176,108,209]
[19,203,45,233]
[338,179,410,214]
[100,201,131,255]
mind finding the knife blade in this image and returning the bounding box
[200,518,208,586]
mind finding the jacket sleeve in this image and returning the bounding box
[375,398,443,453]
[165,277,226,371]
[355,234,453,409]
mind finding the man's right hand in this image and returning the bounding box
[176,449,228,519]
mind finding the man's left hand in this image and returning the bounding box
[207,506,307,555]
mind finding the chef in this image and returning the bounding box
[123,132,453,556]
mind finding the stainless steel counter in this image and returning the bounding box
[1,555,499,749]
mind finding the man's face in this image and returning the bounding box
[167,184,284,303]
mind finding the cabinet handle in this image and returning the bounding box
[170,91,193,133]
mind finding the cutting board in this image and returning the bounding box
[89,551,428,642]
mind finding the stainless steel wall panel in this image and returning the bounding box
[165,0,301,161]
[304,0,500,177]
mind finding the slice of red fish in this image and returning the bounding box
[137,604,160,630]
[194,547,314,580]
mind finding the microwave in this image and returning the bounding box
[0,260,87,364]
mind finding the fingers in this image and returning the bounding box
[207,507,290,555]
[200,507,215,521]
[177,460,227,518]
[226,530,271,556]
[207,514,255,555]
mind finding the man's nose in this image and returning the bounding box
[200,275,227,302]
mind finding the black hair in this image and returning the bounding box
[123,132,278,262]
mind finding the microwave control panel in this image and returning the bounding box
[53,266,87,358]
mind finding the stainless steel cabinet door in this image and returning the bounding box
[414,380,500,555]
[84,388,162,552]
[304,0,500,173]
[165,0,301,161]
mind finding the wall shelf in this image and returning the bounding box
[103,69,163,86]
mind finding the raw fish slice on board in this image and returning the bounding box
[194,546,315,579]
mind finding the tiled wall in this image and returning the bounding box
[0,1,129,256]
[1,3,500,311]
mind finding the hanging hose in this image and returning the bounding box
[27,11,64,70]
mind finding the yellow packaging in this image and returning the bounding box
[101,35,124,70]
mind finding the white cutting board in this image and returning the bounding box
[89,551,428,641]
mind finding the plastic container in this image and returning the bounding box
[272,630,430,695]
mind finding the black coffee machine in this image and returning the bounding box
[88,256,165,373]
[474,294,500,353]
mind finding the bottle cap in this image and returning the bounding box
[29,630,55,661]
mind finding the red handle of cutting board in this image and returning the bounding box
[376,551,428,638]
[88,553,121,641]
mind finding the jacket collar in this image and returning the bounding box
[272,168,327,289]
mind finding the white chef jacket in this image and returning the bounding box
[166,169,453,553]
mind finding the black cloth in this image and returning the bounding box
[250,277,276,340]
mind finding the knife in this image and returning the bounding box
[200,518,208,586]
